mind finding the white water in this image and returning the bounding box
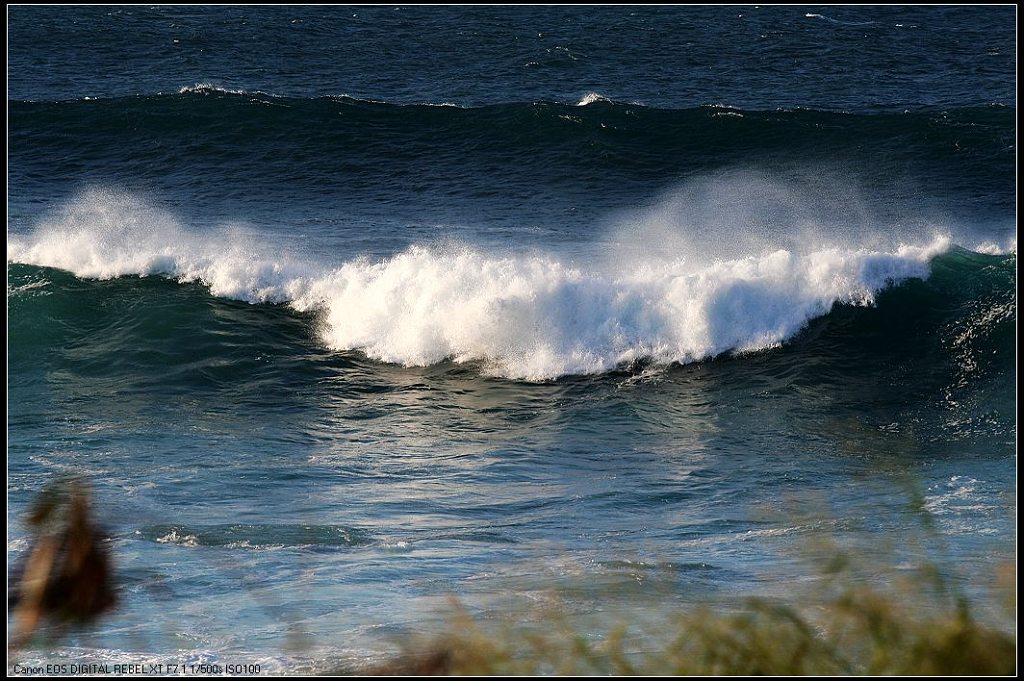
[9,188,954,380]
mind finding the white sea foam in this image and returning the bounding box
[805,13,874,26]
[970,237,1017,255]
[176,81,247,94]
[156,529,200,547]
[328,93,463,107]
[576,92,611,106]
[8,188,955,380]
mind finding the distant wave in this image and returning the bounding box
[9,189,991,381]
[576,92,613,106]
[175,82,251,96]
[10,93,1013,155]
[11,87,1016,112]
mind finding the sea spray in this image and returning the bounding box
[9,189,951,380]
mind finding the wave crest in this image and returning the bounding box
[8,189,953,380]
[176,82,247,95]
[576,92,612,106]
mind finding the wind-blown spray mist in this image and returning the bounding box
[9,187,956,380]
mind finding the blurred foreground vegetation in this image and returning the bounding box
[366,572,1015,675]
[359,471,1015,675]
[362,530,1015,676]
[9,483,116,650]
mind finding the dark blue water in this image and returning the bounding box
[7,6,1016,672]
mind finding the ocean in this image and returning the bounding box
[7,5,1016,673]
